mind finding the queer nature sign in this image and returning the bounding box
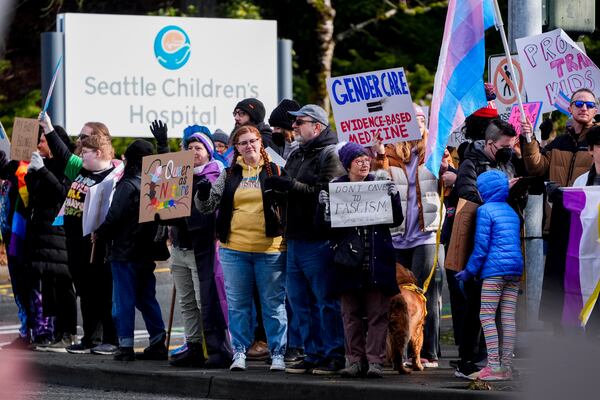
[326,67,420,146]
[139,151,194,222]
[516,29,600,113]
[329,181,393,228]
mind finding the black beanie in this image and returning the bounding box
[124,139,154,168]
[268,99,300,130]
[235,98,265,124]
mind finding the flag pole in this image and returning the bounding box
[491,0,530,143]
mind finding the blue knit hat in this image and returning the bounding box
[338,141,369,171]
[183,125,211,147]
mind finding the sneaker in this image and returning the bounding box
[91,343,118,355]
[285,359,318,374]
[136,341,168,361]
[366,363,384,378]
[270,354,285,371]
[3,336,31,350]
[501,366,514,380]
[284,347,305,363]
[169,342,188,357]
[30,336,53,351]
[312,359,344,375]
[246,340,270,361]
[114,347,135,362]
[340,362,364,378]
[479,365,508,381]
[454,361,481,380]
[66,342,93,354]
[230,352,247,371]
[41,334,77,353]
[422,359,439,368]
[169,342,206,368]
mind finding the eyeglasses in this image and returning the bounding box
[293,119,318,126]
[352,158,371,166]
[235,138,260,147]
[571,100,597,109]
[233,110,248,117]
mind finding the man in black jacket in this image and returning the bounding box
[265,104,346,375]
[95,139,167,362]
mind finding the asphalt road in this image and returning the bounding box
[19,383,206,400]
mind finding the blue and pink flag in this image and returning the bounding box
[425,0,496,177]
[560,187,600,327]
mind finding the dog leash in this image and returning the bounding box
[422,189,445,295]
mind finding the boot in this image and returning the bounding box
[169,342,206,367]
[136,336,168,361]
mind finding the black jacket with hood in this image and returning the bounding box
[284,126,344,240]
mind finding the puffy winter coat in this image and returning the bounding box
[25,158,70,275]
[464,170,523,279]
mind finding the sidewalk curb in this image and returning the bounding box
[30,355,518,400]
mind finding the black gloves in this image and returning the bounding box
[264,175,294,193]
[546,181,562,204]
[150,120,169,153]
[195,178,212,201]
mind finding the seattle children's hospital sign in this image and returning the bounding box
[58,13,277,137]
[326,67,420,146]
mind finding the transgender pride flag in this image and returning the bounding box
[562,187,600,327]
[425,0,497,177]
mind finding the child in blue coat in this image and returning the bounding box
[456,170,523,381]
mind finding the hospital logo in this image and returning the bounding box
[154,26,191,70]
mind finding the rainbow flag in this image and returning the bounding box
[425,0,496,177]
[561,186,600,327]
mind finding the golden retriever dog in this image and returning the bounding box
[387,263,427,374]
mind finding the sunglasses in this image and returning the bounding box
[293,119,317,126]
[571,100,597,109]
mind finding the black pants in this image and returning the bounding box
[67,236,116,346]
[458,278,486,362]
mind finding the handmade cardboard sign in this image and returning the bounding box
[507,101,543,136]
[329,181,393,228]
[139,151,194,223]
[327,67,420,146]
[10,118,39,161]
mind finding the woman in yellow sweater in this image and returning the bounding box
[195,125,287,372]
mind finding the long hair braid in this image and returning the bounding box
[260,147,274,177]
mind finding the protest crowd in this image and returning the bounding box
[1,85,598,384]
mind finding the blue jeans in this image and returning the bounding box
[286,239,344,364]
[111,261,166,348]
[219,248,287,356]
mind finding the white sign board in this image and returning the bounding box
[329,181,393,228]
[60,13,277,137]
[488,54,527,122]
[326,67,420,146]
[516,29,600,113]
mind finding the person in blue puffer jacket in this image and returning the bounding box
[456,170,523,382]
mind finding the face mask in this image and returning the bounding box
[494,147,513,164]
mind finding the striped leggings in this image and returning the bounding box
[480,276,520,369]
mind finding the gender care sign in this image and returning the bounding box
[516,29,600,113]
[327,67,420,146]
